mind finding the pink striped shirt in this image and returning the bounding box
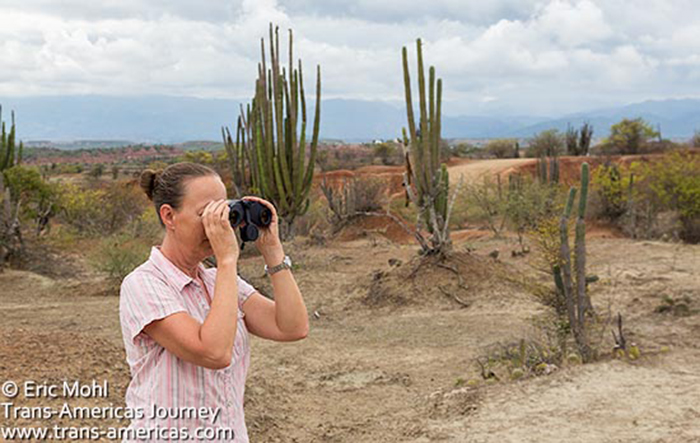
[119,245,256,442]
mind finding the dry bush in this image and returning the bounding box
[372,142,403,166]
[315,144,375,172]
[476,334,566,382]
[290,192,330,239]
[503,175,561,249]
[464,176,508,237]
[321,175,386,233]
[692,131,700,148]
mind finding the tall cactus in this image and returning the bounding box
[0,108,22,171]
[401,38,453,255]
[0,106,24,267]
[558,162,592,362]
[537,154,559,185]
[222,104,258,198]
[566,122,593,156]
[224,24,321,240]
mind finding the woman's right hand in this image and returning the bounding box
[202,199,239,265]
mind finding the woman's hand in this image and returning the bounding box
[241,196,283,261]
[202,199,239,265]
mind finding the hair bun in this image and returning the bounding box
[139,168,162,201]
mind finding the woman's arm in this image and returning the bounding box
[143,260,239,369]
[242,250,309,341]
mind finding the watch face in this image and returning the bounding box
[284,256,292,267]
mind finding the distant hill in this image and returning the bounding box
[511,99,700,140]
[1,95,698,145]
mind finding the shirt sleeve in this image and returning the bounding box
[119,272,187,346]
[237,274,257,307]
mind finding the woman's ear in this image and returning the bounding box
[160,204,176,231]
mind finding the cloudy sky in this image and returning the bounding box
[1,0,699,116]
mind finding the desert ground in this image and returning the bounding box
[1,158,699,442]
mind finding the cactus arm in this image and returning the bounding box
[401,46,418,147]
[302,65,320,194]
[270,26,293,197]
[429,65,435,176]
[578,163,589,218]
[295,61,307,207]
[434,78,442,169]
[575,163,590,320]
[0,121,6,171]
[416,38,430,197]
[559,188,578,346]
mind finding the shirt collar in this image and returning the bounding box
[149,245,206,292]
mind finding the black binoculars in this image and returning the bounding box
[227,199,272,247]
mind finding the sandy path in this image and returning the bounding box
[447,351,700,443]
[447,158,536,186]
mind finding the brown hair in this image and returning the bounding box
[139,162,219,228]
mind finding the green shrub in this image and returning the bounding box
[630,151,700,242]
[3,165,58,223]
[126,208,163,243]
[527,129,564,158]
[485,139,517,159]
[57,181,147,236]
[599,118,660,155]
[504,176,561,249]
[91,234,150,288]
[372,142,402,165]
[590,162,633,221]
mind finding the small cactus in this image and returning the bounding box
[567,353,582,365]
[628,344,641,360]
[510,368,525,380]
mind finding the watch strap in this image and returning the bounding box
[265,255,291,275]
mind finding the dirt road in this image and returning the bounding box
[446,158,537,186]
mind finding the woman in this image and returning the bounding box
[119,162,308,442]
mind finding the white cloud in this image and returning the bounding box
[1,0,700,115]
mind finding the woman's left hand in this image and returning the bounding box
[241,196,284,260]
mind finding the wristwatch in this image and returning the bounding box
[264,255,292,275]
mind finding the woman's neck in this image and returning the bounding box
[159,236,200,279]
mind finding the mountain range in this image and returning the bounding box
[1,95,698,146]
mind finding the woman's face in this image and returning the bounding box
[165,174,228,260]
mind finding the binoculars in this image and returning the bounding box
[227,199,272,247]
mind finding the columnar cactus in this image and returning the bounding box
[0,108,22,171]
[222,105,257,198]
[537,155,559,185]
[558,162,592,361]
[401,38,453,255]
[223,24,321,240]
[0,106,24,267]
